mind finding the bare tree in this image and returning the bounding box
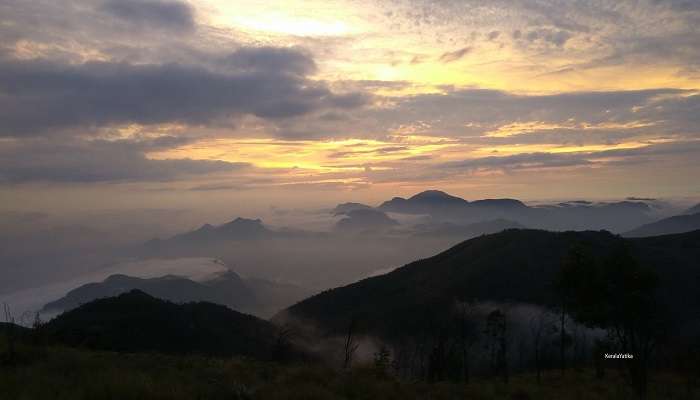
[272,323,296,362]
[485,309,509,383]
[453,300,478,383]
[343,317,359,369]
[530,309,555,384]
[2,303,17,365]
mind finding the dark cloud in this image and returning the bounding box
[435,140,700,175]
[439,47,472,63]
[523,29,571,46]
[221,46,316,77]
[653,0,700,11]
[0,138,248,183]
[439,152,592,171]
[100,0,195,32]
[0,50,366,137]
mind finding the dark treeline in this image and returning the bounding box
[325,241,699,400]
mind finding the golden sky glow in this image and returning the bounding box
[0,0,699,201]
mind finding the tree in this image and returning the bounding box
[562,243,665,399]
[343,317,360,369]
[530,309,556,384]
[2,303,17,366]
[485,309,508,383]
[272,324,295,362]
[453,300,478,383]
[373,344,391,375]
[554,245,591,374]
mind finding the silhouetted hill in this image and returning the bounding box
[42,290,278,358]
[42,271,255,314]
[334,209,399,232]
[0,322,30,336]
[624,213,700,237]
[281,229,700,339]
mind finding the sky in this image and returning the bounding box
[1,0,700,217]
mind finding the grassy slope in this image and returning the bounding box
[1,339,696,400]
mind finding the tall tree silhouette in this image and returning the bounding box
[562,243,664,399]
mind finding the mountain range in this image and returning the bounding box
[376,190,654,232]
[42,269,312,318]
[624,212,700,237]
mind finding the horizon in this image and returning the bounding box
[1,0,699,217]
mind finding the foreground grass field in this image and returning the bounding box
[1,338,697,400]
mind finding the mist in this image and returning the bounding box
[0,190,696,324]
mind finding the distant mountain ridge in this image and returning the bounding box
[42,269,312,318]
[334,209,399,232]
[375,190,652,232]
[161,217,274,244]
[42,270,253,314]
[624,212,700,237]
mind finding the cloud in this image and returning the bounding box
[439,47,472,63]
[221,46,317,77]
[358,87,691,139]
[0,138,248,183]
[436,140,700,174]
[0,50,366,137]
[100,0,195,32]
[522,29,571,46]
[439,152,592,171]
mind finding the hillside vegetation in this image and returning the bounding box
[1,338,696,400]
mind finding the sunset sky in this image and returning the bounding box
[1,0,699,215]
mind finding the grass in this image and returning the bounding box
[1,338,697,400]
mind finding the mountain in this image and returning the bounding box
[0,322,30,337]
[379,190,469,215]
[42,290,280,359]
[332,202,373,216]
[175,217,272,242]
[145,217,277,252]
[377,190,652,232]
[334,209,399,232]
[41,269,312,318]
[624,212,700,237]
[535,200,653,232]
[280,229,700,340]
[42,271,255,315]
